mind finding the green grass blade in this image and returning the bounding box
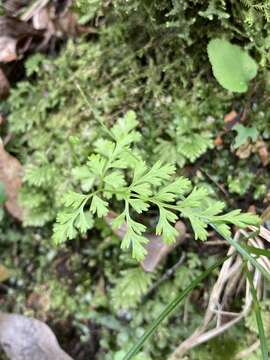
[122,256,229,360]
[211,225,270,282]
[243,245,270,260]
[244,265,269,359]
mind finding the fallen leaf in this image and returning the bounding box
[105,211,186,272]
[214,134,223,147]
[255,140,269,166]
[235,142,252,159]
[224,110,238,123]
[0,139,24,220]
[0,313,73,360]
[0,264,10,282]
[27,285,51,314]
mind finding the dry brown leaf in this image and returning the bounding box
[0,264,10,282]
[235,143,252,159]
[0,313,73,360]
[27,285,51,314]
[224,110,238,123]
[214,134,223,147]
[0,140,24,220]
[254,140,269,166]
[105,211,186,272]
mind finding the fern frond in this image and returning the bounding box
[111,268,154,310]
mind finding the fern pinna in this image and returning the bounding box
[53,111,260,260]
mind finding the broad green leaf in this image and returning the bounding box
[234,124,258,148]
[244,245,270,259]
[207,39,258,92]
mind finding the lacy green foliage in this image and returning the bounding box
[241,0,270,22]
[1,1,270,358]
[72,0,103,24]
[227,172,255,196]
[193,335,239,360]
[5,0,270,228]
[155,100,213,167]
[208,39,258,92]
[111,268,154,310]
[54,112,260,260]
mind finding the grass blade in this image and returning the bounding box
[122,256,229,360]
[244,265,269,359]
[243,245,270,260]
[211,225,270,282]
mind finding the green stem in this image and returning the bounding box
[244,264,269,360]
[212,224,270,282]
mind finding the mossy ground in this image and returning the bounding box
[0,1,270,359]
